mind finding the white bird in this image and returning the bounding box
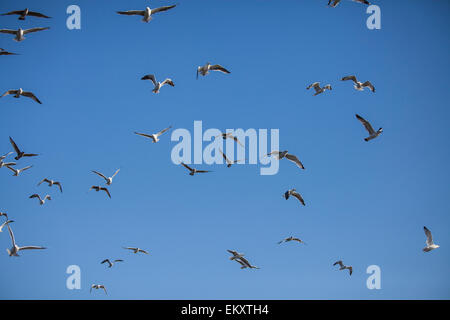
[141,74,175,94]
[0,27,49,42]
[29,194,51,205]
[355,114,383,142]
[284,189,305,206]
[423,226,440,252]
[0,152,16,168]
[9,136,38,160]
[90,186,111,198]
[92,169,120,185]
[134,126,172,143]
[1,88,42,104]
[101,259,124,268]
[0,48,18,56]
[0,220,14,233]
[90,284,107,295]
[306,82,332,96]
[6,165,32,176]
[333,260,353,275]
[38,178,63,193]
[219,149,244,168]
[278,236,307,245]
[6,224,46,257]
[341,75,375,92]
[1,8,51,20]
[267,150,305,169]
[123,247,149,255]
[181,162,212,176]
[197,62,231,79]
[216,133,244,147]
[117,5,177,23]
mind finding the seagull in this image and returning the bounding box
[197,62,231,79]
[341,75,375,92]
[117,4,177,23]
[29,194,51,205]
[0,152,16,168]
[123,247,149,254]
[90,186,111,198]
[0,48,18,56]
[101,259,124,268]
[218,149,244,168]
[0,27,50,42]
[216,133,244,147]
[90,284,107,295]
[423,226,440,252]
[0,220,14,233]
[1,88,42,104]
[327,0,341,7]
[333,260,353,275]
[278,236,307,245]
[141,74,175,94]
[38,179,63,193]
[267,151,305,169]
[284,189,305,206]
[1,9,51,20]
[6,224,46,257]
[180,162,212,176]
[134,126,172,143]
[92,169,120,185]
[355,114,383,142]
[6,165,32,176]
[227,251,260,270]
[9,137,38,160]
[306,82,332,96]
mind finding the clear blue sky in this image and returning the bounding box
[0,0,449,299]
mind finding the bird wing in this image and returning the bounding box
[111,169,120,178]
[361,81,375,92]
[161,79,175,87]
[6,165,16,173]
[124,247,137,251]
[181,162,194,172]
[306,82,319,90]
[341,75,357,83]
[237,257,252,268]
[227,249,238,256]
[21,91,42,104]
[156,126,172,137]
[348,267,353,275]
[151,5,177,14]
[355,114,375,135]
[291,191,305,206]
[92,170,108,181]
[285,153,305,169]
[38,178,50,185]
[21,166,32,172]
[0,29,19,34]
[1,89,19,97]
[134,132,155,141]
[333,260,343,267]
[196,170,211,173]
[0,151,12,160]
[101,188,111,198]
[234,259,247,268]
[424,227,433,246]
[23,153,38,158]
[114,259,124,263]
[117,10,145,16]
[19,246,46,251]
[29,194,40,200]
[218,149,231,164]
[209,64,231,74]
[8,137,21,155]
[7,224,15,247]
[141,74,157,86]
[138,249,149,254]
[54,182,63,193]
[27,11,51,18]
[23,27,50,34]
[1,10,24,16]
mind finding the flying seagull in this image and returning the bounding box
[306,82,332,96]
[267,151,305,169]
[218,149,244,167]
[90,186,111,198]
[227,251,259,270]
[141,74,174,94]
[123,247,149,254]
[0,220,14,233]
[341,75,375,92]
[180,162,212,176]
[216,133,244,147]
[101,259,124,268]
[278,236,307,245]
[38,179,63,193]
[1,88,42,104]
[9,137,38,160]
[6,165,32,176]
[0,152,16,168]
[355,114,383,142]
[92,169,120,185]
[117,5,177,23]
[90,284,107,295]
[29,194,51,205]
[0,27,49,42]
[333,260,353,275]
[423,226,440,252]
[284,189,305,206]
[1,8,51,20]
[6,224,46,257]
[197,62,230,79]
[134,126,172,143]
[0,48,18,56]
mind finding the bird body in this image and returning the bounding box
[29,194,51,205]
[423,226,440,252]
[92,169,120,185]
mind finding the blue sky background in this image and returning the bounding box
[0,0,449,299]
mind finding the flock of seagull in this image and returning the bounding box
[0,2,441,297]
